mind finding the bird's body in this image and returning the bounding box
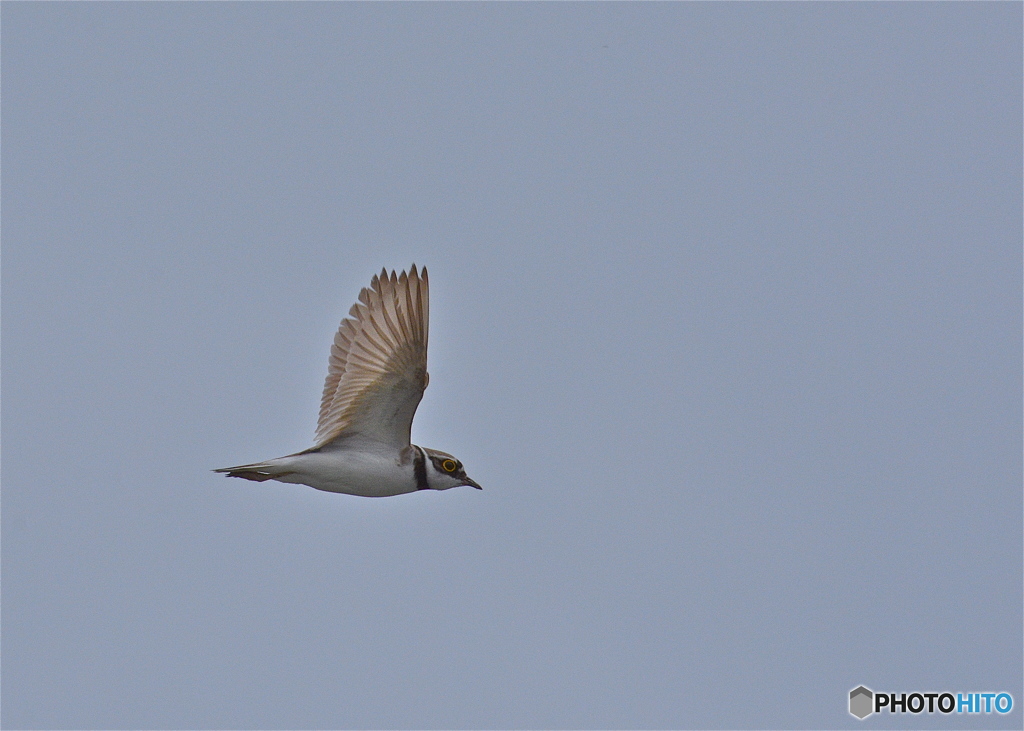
[215,265,480,497]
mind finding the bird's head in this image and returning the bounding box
[422,448,481,490]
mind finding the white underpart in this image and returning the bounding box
[264,446,416,497]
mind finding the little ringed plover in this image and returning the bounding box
[215,264,480,497]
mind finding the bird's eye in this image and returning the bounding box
[442,459,458,472]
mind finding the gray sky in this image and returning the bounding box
[3,3,1021,729]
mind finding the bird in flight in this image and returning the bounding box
[215,265,480,497]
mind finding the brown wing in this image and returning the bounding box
[313,265,429,450]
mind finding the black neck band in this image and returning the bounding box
[413,446,429,490]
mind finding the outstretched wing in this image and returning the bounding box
[313,265,429,450]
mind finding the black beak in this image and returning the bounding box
[462,477,482,490]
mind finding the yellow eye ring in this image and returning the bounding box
[442,459,458,473]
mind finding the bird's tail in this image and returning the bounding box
[213,460,292,482]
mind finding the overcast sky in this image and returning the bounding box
[3,3,1021,729]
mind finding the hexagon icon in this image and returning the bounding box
[849,686,873,719]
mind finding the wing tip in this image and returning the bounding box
[406,263,427,282]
